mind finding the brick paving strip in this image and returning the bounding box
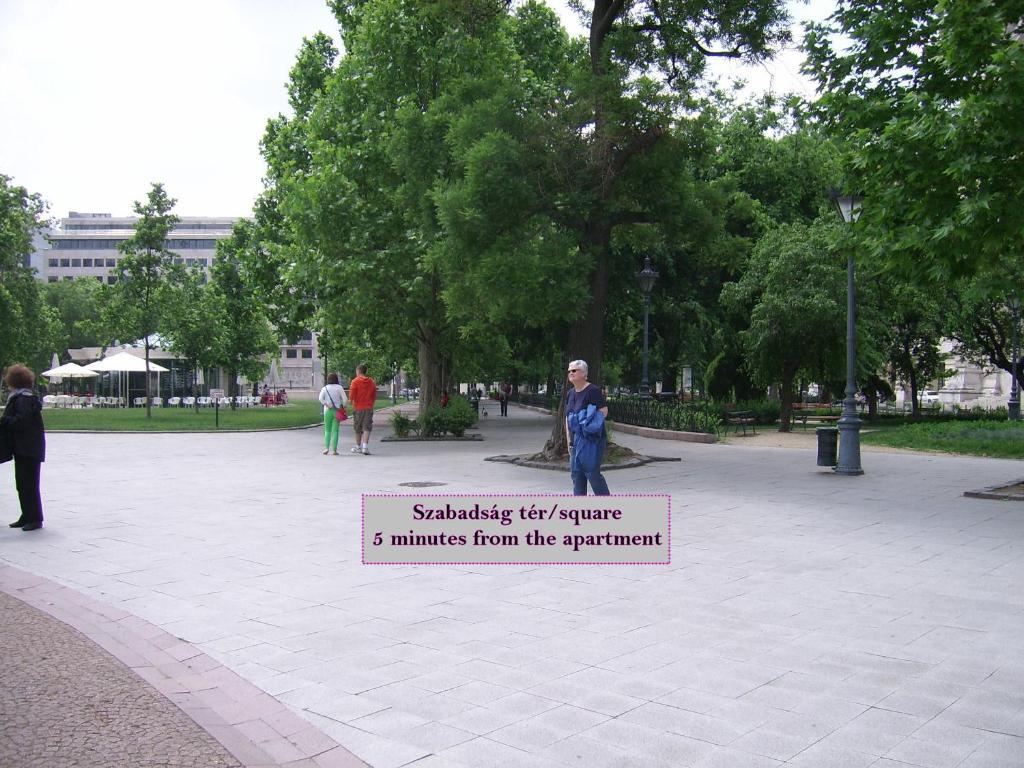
[0,565,367,768]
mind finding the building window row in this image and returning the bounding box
[65,223,231,232]
[284,349,313,359]
[50,238,218,250]
[48,257,208,268]
[49,275,118,284]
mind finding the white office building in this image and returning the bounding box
[43,211,232,284]
[34,212,320,390]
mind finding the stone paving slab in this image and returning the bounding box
[1,403,1023,767]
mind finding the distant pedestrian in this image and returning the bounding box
[1,364,46,531]
[564,359,610,496]
[348,364,377,455]
[318,373,349,455]
[499,381,511,417]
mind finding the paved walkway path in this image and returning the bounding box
[2,404,1023,767]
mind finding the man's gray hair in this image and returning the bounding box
[569,359,588,376]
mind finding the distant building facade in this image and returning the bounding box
[896,340,1017,411]
[33,212,320,390]
[42,211,232,284]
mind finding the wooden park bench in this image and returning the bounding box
[790,411,840,430]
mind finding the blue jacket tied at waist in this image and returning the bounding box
[568,404,605,474]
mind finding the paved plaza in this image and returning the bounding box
[1,403,1023,767]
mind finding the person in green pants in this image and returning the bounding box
[317,373,349,455]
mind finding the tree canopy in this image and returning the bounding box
[804,0,1024,282]
[0,174,61,374]
[104,183,179,417]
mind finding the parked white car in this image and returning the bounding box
[921,390,941,406]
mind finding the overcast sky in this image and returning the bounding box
[0,0,833,221]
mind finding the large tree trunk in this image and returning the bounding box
[417,324,443,419]
[542,223,613,459]
[778,369,796,432]
[909,369,921,419]
[540,392,569,461]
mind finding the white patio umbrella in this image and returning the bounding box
[42,362,99,379]
[42,361,99,395]
[85,352,168,406]
[267,358,280,388]
[84,351,169,373]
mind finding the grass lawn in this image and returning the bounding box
[43,396,400,432]
[861,419,1024,459]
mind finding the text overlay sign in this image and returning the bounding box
[363,494,670,564]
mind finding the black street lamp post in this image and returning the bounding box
[1009,293,1021,421]
[830,189,864,476]
[637,256,659,396]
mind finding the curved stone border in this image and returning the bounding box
[0,564,366,768]
[48,423,324,435]
[484,453,681,471]
[610,421,717,443]
[964,479,1024,501]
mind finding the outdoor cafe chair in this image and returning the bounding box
[182,396,196,407]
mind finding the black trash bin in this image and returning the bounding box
[816,426,838,467]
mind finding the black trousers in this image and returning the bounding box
[500,398,508,416]
[13,456,43,525]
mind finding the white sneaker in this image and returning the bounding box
[362,448,371,455]
[350,446,362,454]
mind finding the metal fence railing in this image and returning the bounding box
[514,392,718,435]
[607,396,719,434]
[515,393,558,410]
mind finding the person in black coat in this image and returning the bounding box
[2,364,46,531]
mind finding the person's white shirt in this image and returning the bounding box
[318,383,349,414]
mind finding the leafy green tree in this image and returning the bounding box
[804,0,1024,281]
[102,183,179,417]
[265,2,566,417]
[160,267,223,405]
[434,1,791,456]
[653,98,840,400]
[878,279,946,418]
[245,32,339,343]
[258,1,790,452]
[721,221,847,430]
[942,273,1023,403]
[208,222,280,400]
[540,0,791,373]
[0,174,62,374]
[42,278,107,351]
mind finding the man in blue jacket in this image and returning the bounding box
[564,359,610,495]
